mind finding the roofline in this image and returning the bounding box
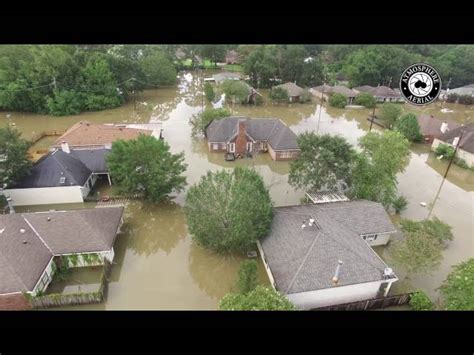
[0,291,24,296]
[30,255,54,294]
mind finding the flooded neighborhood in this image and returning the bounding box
[0,44,473,311]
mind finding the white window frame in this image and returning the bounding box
[212,143,219,150]
[246,142,252,151]
[228,143,236,153]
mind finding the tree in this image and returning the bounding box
[190,108,231,137]
[106,134,187,202]
[46,90,84,116]
[409,291,434,311]
[394,113,423,142]
[219,285,296,310]
[243,45,279,88]
[328,93,347,108]
[269,87,289,103]
[185,167,273,253]
[391,217,453,275]
[379,103,402,129]
[0,127,32,187]
[139,50,177,86]
[354,92,376,108]
[204,82,215,102]
[221,80,250,104]
[289,133,356,193]
[350,130,410,208]
[237,260,258,294]
[299,89,312,104]
[439,258,474,310]
[195,45,226,65]
[392,195,408,214]
[434,143,455,160]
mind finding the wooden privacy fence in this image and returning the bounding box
[30,129,66,145]
[29,261,112,309]
[313,293,413,311]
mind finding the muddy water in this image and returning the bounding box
[3,71,473,308]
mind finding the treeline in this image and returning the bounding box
[0,45,176,115]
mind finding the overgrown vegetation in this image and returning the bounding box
[204,82,215,102]
[237,260,258,294]
[354,92,376,108]
[434,143,472,170]
[392,195,408,214]
[409,291,434,311]
[394,113,423,142]
[0,127,32,188]
[220,80,250,104]
[219,285,296,311]
[328,93,347,108]
[190,108,231,137]
[269,87,289,103]
[379,103,402,129]
[439,258,474,310]
[185,167,273,253]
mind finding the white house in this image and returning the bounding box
[431,123,474,168]
[0,207,123,310]
[4,143,111,206]
[258,200,398,310]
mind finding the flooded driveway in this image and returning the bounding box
[3,71,473,308]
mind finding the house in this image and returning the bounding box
[175,48,186,60]
[258,200,398,310]
[416,115,461,144]
[225,50,240,64]
[311,85,359,105]
[353,85,404,103]
[50,121,152,150]
[4,142,111,206]
[447,84,474,97]
[0,207,123,310]
[205,117,300,161]
[431,123,474,168]
[212,71,242,84]
[272,82,305,103]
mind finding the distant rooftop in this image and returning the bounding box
[273,82,304,97]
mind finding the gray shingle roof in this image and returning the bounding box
[0,207,123,294]
[205,117,299,151]
[70,149,110,173]
[260,200,395,294]
[273,82,304,97]
[417,115,461,137]
[213,72,242,83]
[436,123,474,154]
[312,85,358,98]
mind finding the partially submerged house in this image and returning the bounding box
[225,50,240,64]
[447,84,474,97]
[205,117,300,161]
[431,123,474,168]
[212,71,242,84]
[4,143,111,206]
[272,82,305,103]
[0,207,123,310]
[311,85,358,105]
[416,115,461,144]
[353,85,404,103]
[258,200,398,310]
[51,121,152,150]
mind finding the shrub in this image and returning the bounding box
[434,143,455,160]
[379,103,402,128]
[354,92,376,108]
[204,82,215,102]
[237,260,258,294]
[328,93,347,108]
[458,94,473,105]
[219,285,296,310]
[440,258,474,310]
[394,113,423,142]
[409,291,434,310]
[392,195,408,214]
[269,87,289,103]
[221,80,250,104]
[446,93,458,103]
[299,89,312,103]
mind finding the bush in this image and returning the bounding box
[190,108,231,137]
[204,82,215,102]
[219,285,296,310]
[328,93,347,108]
[394,113,423,142]
[392,195,408,214]
[253,93,264,106]
[446,93,458,103]
[379,103,402,128]
[46,90,84,116]
[354,92,376,108]
[434,143,455,160]
[299,89,312,103]
[237,260,258,294]
[409,291,434,310]
[269,87,289,103]
[185,167,273,253]
[221,80,250,104]
[458,94,473,105]
[440,258,474,310]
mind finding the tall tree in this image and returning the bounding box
[106,135,187,202]
[289,133,356,193]
[139,50,177,86]
[394,113,423,142]
[219,285,296,311]
[185,167,273,253]
[0,127,32,188]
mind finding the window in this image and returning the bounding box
[228,143,235,153]
[279,151,293,159]
[213,144,219,150]
[59,176,66,184]
[246,142,252,152]
[363,234,378,242]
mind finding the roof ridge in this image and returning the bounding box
[22,216,54,255]
[52,151,90,185]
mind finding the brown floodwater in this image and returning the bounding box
[3,71,473,309]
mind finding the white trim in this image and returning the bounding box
[257,241,276,289]
[228,143,236,153]
[31,256,54,294]
[0,291,24,297]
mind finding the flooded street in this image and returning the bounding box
[2,71,473,309]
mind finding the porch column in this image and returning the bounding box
[107,173,112,186]
[383,280,394,297]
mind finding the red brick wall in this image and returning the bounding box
[235,120,248,155]
[0,293,32,310]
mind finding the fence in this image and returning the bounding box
[30,129,66,145]
[29,260,112,309]
[313,293,413,311]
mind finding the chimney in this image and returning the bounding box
[61,141,70,154]
[332,260,343,285]
[6,197,15,214]
[235,119,248,155]
[440,121,448,133]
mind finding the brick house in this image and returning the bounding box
[205,117,300,161]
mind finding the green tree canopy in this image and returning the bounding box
[190,108,231,137]
[354,92,376,108]
[106,134,187,202]
[219,285,296,310]
[440,258,474,310]
[350,130,410,208]
[237,260,258,294]
[328,93,347,108]
[204,82,215,102]
[289,133,356,193]
[0,127,32,188]
[221,80,250,104]
[185,167,273,253]
[139,50,177,86]
[394,113,423,142]
[379,103,402,129]
[269,87,289,103]
[391,217,454,275]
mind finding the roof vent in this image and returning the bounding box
[23,240,27,244]
[0,228,5,234]
[332,260,343,285]
[47,216,51,222]
[308,218,315,226]
[383,267,394,279]
[20,228,26,234]
[301,220,306,229]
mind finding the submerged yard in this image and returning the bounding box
[4,71,473,309]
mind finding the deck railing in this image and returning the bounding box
[313,293,413,311]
